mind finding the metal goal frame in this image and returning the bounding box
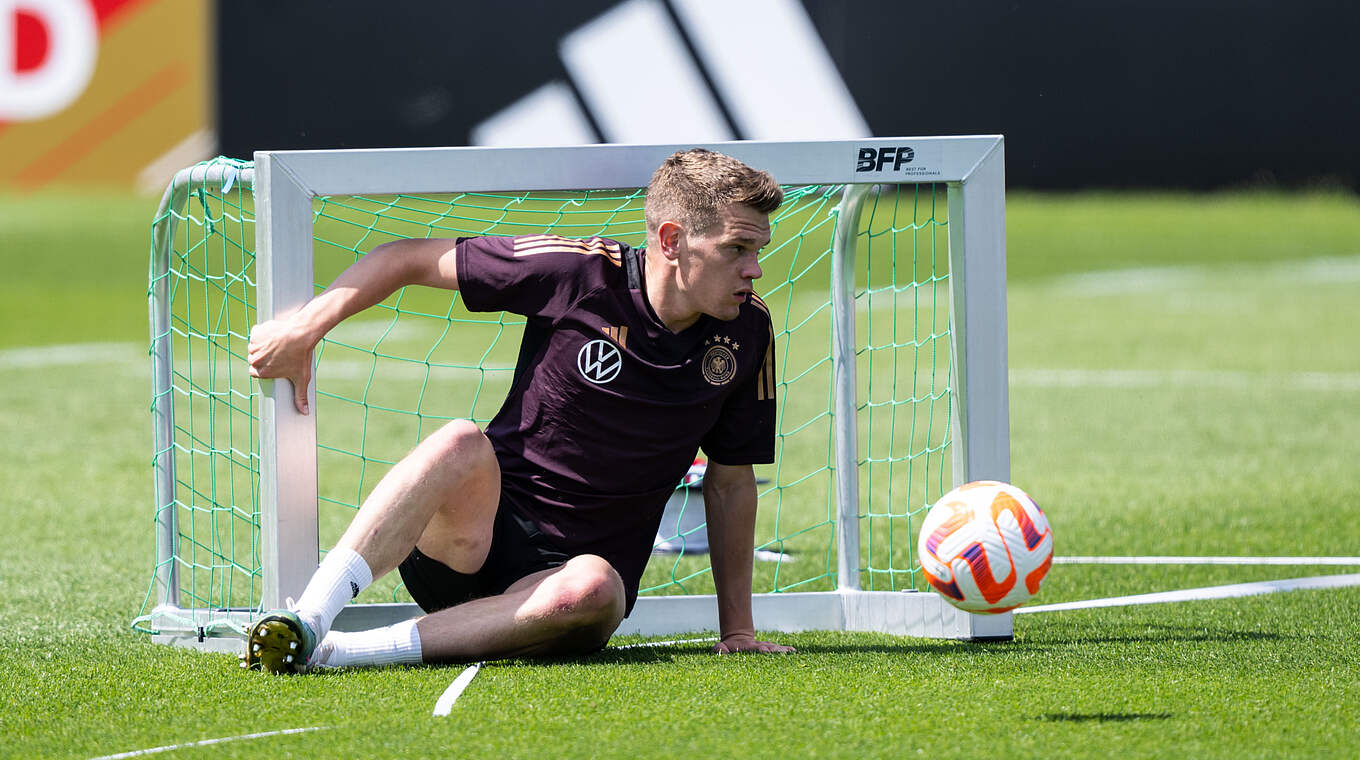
[145,136,1011,649]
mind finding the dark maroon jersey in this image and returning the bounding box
[455,235,777,611]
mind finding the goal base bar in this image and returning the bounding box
[145,591,1011,652]
[626,590,1012,641]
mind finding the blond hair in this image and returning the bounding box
[644,148,784,236]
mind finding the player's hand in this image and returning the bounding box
[247,318,315,414]
[713,633,796,655]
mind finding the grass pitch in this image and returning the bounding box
[1,188,1358,759]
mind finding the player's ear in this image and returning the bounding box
[657,220,684,261]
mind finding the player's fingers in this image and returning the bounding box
[247,327,264,357]
[293,366,311,415]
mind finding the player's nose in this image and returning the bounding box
[742,255,763,280]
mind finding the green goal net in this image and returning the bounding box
[135,154,956,638]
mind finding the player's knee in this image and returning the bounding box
[575,556,626,625]
[421,419,495,471]
[539,556,626,634]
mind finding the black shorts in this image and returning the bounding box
[398,504,570,613]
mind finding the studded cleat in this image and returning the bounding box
[241,610,316,674]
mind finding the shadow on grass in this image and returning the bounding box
[1040,712,1174,723]
[586,623,1293,663]
[1027,622,1291,648]
[293,622,1295,673]
[787,640,1032,657]
[575,643,720,666]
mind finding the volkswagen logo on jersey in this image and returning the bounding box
[577,339,622,384]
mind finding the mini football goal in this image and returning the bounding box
[135,137,1012,650]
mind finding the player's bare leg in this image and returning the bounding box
[337,418,501,577]
[307,555,625,669]
[410,554,627,663]
[244,419,500,673]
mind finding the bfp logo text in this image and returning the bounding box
[856,147,915,172]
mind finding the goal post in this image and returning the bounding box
[135,136,1012,649]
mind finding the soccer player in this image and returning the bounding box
[242,148,796,673]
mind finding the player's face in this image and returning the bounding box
[682,203,770,321]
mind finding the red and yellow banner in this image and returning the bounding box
[0,0,210,189]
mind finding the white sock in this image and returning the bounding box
[292,546,374,642]
[312,619,424,669]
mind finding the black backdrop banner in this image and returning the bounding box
[219,0,1359,190]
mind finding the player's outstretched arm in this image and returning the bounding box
[703,461,796,655]
[247,238,462,413]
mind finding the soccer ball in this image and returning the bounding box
[917,480,1054,613]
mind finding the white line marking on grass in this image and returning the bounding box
[1049,254,1360,296]
[87,726,330,760]
[0,342,140,369]
[318,360,492,382]
[432,661,484,716]
[1010,368,1360,392]
[1052,265,1205,296]
[325,318,461,345]
[1016,573,1360,615]
[612,637,719,650]
[1055,555,1360,566]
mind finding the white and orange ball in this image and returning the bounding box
[917,481,1054,613]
